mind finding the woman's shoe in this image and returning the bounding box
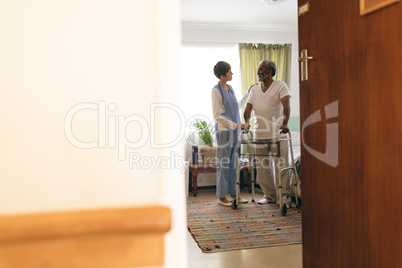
[238,197,248,203]
[229,196,248,203]
[218,200,232,207]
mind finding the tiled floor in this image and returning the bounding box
[187,188,302,268]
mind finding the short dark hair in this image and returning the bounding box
[213,61,231,79]
[260,60,276,77]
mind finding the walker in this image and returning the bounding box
[232,130,299,216]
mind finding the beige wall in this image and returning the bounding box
[0,0,186,267]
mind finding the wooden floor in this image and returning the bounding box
[187,188,302,268]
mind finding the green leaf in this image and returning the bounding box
[190,119,215,146]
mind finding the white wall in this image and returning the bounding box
[0,0,186,267]
[182,24,300,116]
[182,24,300,186]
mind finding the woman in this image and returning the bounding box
[211,61,250,206]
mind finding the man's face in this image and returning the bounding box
[257,64,270,82]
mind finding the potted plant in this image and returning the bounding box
[188,119,216,164]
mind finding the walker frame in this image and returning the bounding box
[232,130,299,216]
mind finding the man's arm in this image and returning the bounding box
[244,103,253,124]
[280,95,291,133]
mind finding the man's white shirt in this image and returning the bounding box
[247,81,291,139]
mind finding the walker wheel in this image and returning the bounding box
[280,204,287,216]
[232,199,238,209]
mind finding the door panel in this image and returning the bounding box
[298,1,402,267]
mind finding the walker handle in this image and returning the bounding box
[240,129,253,142]
[277,129,292,141]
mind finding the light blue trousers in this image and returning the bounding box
[216,130,239,198]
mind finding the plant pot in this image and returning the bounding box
[199,146,217,164]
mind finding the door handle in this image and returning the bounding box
[298,49,313,81]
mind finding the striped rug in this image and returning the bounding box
[187,200,302,253]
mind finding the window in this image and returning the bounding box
[179,43,241,125]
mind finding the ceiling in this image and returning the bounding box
[181,0,298,31]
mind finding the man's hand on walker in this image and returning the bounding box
[280,124,289,134]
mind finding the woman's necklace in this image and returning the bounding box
[218,84,235,104]
[219,82,229,93]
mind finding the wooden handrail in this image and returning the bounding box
[0,206,171,268]
[0,206,171,243]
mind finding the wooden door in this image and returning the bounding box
[298,1,402,267]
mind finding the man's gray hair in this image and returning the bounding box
[260,60,276,77]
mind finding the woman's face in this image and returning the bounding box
[224,69,233,81]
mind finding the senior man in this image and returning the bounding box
[244,60,292,207]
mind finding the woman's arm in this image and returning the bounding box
[238,83,257,108]
[238,91,249,109]
[211,88,238,130]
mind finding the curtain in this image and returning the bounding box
[239,43,292,95]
